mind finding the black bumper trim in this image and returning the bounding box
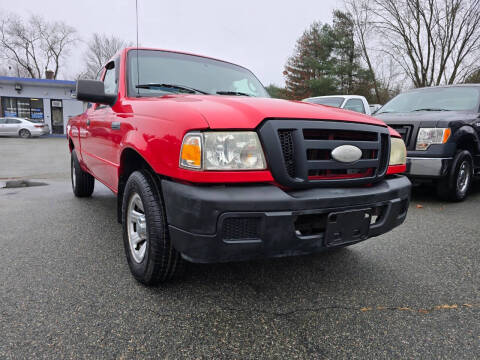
[161,176,411,263]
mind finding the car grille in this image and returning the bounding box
[258,120,390,189]
[388,124,413,147]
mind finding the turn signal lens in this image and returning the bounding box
[180,134,202,169]
[442,128,451,143]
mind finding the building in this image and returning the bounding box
[0,76,84,134]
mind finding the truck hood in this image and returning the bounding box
[157,94,387,129]
[375,110,479,127]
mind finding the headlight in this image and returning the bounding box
[416,128,451,151]
[389,137,407,165]
[180,131,266,170]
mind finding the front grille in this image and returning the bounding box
[258,120,391,189]
[222,217,260,240]
[389,125,413,146]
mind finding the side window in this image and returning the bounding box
[344,99,366,114]
[6,118,21,124]
[0,118,6,124]
[103,62,117,96]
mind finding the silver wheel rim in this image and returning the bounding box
[127,193,147,263]
[20,130,28,138]
[71,160,76,189]
[457,160,471,195]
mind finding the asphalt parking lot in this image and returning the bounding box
[1,137,479,359]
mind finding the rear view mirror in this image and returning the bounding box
[76,80,116,106]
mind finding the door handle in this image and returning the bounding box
[111,121,121,130]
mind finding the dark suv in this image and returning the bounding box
[376,85,480,201]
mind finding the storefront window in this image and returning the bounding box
[2,97,17,117]
[30,99,44,121]
[17,98,31,118]
[0,97,44,122]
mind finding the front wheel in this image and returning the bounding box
[71,151,95,197]
[437,150,473,202]
[122,170,184,285]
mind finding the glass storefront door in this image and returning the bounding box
[51,99,64,134]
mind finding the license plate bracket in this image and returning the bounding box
[325,208,371,247]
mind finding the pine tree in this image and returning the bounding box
[283,12,376,101]
[284,22,336,99]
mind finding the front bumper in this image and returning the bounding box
[161,175,411,263]
[406,157,452,177]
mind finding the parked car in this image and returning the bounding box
[302,95,372,115]
[375,84,480,201]
[0,117,50,138]
[68,48,410,285]
[370,104,382,114]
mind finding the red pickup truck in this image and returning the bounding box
[68,48,411,285]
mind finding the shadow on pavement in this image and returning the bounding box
[410,179,480,203]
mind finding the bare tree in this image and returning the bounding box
[344,0,382,102]
[0,13,77,79]
[78,33,133,79]
[371,0,480,87]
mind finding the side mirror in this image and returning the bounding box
[76,80,116,106]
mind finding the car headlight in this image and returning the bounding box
[389,137,407,165]
[416,128,451,151]
[180,131,266,170]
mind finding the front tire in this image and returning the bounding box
[122,170,184,285]
[437,150,473,202]
[19,129,31,138]
[71,151,95,197]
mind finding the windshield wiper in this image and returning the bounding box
[216,91,251,96]
[135,83,210,95]
[411,108,451,112]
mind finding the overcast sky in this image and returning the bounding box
[4,0,341,85]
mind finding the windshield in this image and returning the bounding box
[378,87,480,114]
[127,50,269,98]
[304,97,344,107]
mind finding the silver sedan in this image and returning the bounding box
[0,117,50,138]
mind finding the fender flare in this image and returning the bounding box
[451,125,480,154]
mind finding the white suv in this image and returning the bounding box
[303,95,371,115]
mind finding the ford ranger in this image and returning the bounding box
[67,48,411,285]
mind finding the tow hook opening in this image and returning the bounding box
[294,213,328,236]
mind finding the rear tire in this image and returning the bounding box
[71,151,95,197]
[122,170,184,285]
[437,150,473,202]
[19,129,31,138]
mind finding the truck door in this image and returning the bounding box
[80,59,120,189]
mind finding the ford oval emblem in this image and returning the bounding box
[331,145,362,163]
